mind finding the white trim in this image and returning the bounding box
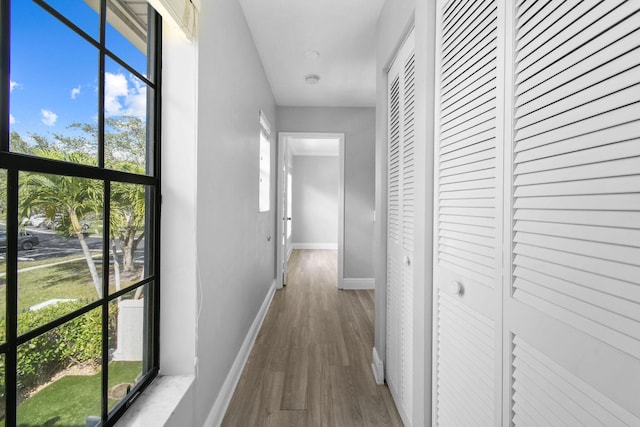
[338,134,345,289]
[290,243,338,250]
[371,347,385,385]
[341,278,374,290]
[276,135,287,289]
[146,0,198,40]
[277,132,345,291]
[204,280,277,427]
[117,375,195,426]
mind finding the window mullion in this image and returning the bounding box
[99,1,108,423]
[0,0,10,153]
[101,180,111,423]
[5,169,18,426]
[98,0,107,171]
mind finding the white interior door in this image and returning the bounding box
[505,1,640,425]
[278,135,292,287]
[386,28,416,425]
[432,1,503,425]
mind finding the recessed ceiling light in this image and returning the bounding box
[305,74,320,85]
[304,50,320,60]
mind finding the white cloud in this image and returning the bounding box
[126,79,147,118]
[105,72,128,116]
[41,109,58,126]
[104,72,146,119]
[71,85,81,99]
[10,80,19,92]
[9,114,15,124]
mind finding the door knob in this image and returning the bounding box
[449,281,463,296]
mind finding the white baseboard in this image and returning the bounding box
[204,280,276,427]
[341,278,374,290]
[290,243,338,250]
[371,347,384,385]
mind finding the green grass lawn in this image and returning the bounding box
[16,361,142,427]
[0,255,141,317]
[17,259,101,311]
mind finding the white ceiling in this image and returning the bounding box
[289,137,339,156]
[238,0,385,107]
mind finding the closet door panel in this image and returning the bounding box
[386,29,415,425]
[507,1,640,424]
[433,0,503,426]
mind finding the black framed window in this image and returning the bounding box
[0,1,161,425]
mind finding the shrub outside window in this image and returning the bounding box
[0,1,161,425]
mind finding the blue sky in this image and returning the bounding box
[9,0,148,139]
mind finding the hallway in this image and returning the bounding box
[222,250,403,426]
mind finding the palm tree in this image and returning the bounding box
[111,162,146,277]
[20,151,103,298]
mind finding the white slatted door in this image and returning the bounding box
[506,1,640,425]
[386,28,415,425]
[433,0,503,426]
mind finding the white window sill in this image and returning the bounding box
[116,375,195,427]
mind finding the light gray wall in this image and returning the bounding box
[194,0,277,425]
[291,155,339,244]
[277,107,375,279]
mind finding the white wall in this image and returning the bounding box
[375,0,433,426]
[194,0,277,425]
[158,20,199,427]
[160,23,197,377]
[291,155,339,245]
[277,107,375,279]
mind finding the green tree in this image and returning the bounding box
[111,170,146,275]
[20,150,103,297]
[10,130,32,155]
[14,117,148,288]
[58,118,148,276]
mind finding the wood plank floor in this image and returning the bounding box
[222,249,404,427]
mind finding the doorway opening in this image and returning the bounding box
[276,132,345,289]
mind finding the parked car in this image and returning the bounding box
[44,214,63,230]
[21,214,47,227]
[0,230,40,251]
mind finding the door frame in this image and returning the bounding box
[276,132,345,289]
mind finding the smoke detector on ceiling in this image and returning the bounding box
[305,74,321,85]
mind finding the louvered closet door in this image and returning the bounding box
[507,1,640,425]
[432,1,503,426]
[386,28,415,424]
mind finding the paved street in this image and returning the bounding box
[1,226,145,263]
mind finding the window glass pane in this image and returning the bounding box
[18,172,104,331]
[108,287,148,412]
[109,183,151,293]
[42,0,100,41]
[104,58,150,174]
[9,0,99,165]
[106,1,148,77]
[16,308,102,426]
